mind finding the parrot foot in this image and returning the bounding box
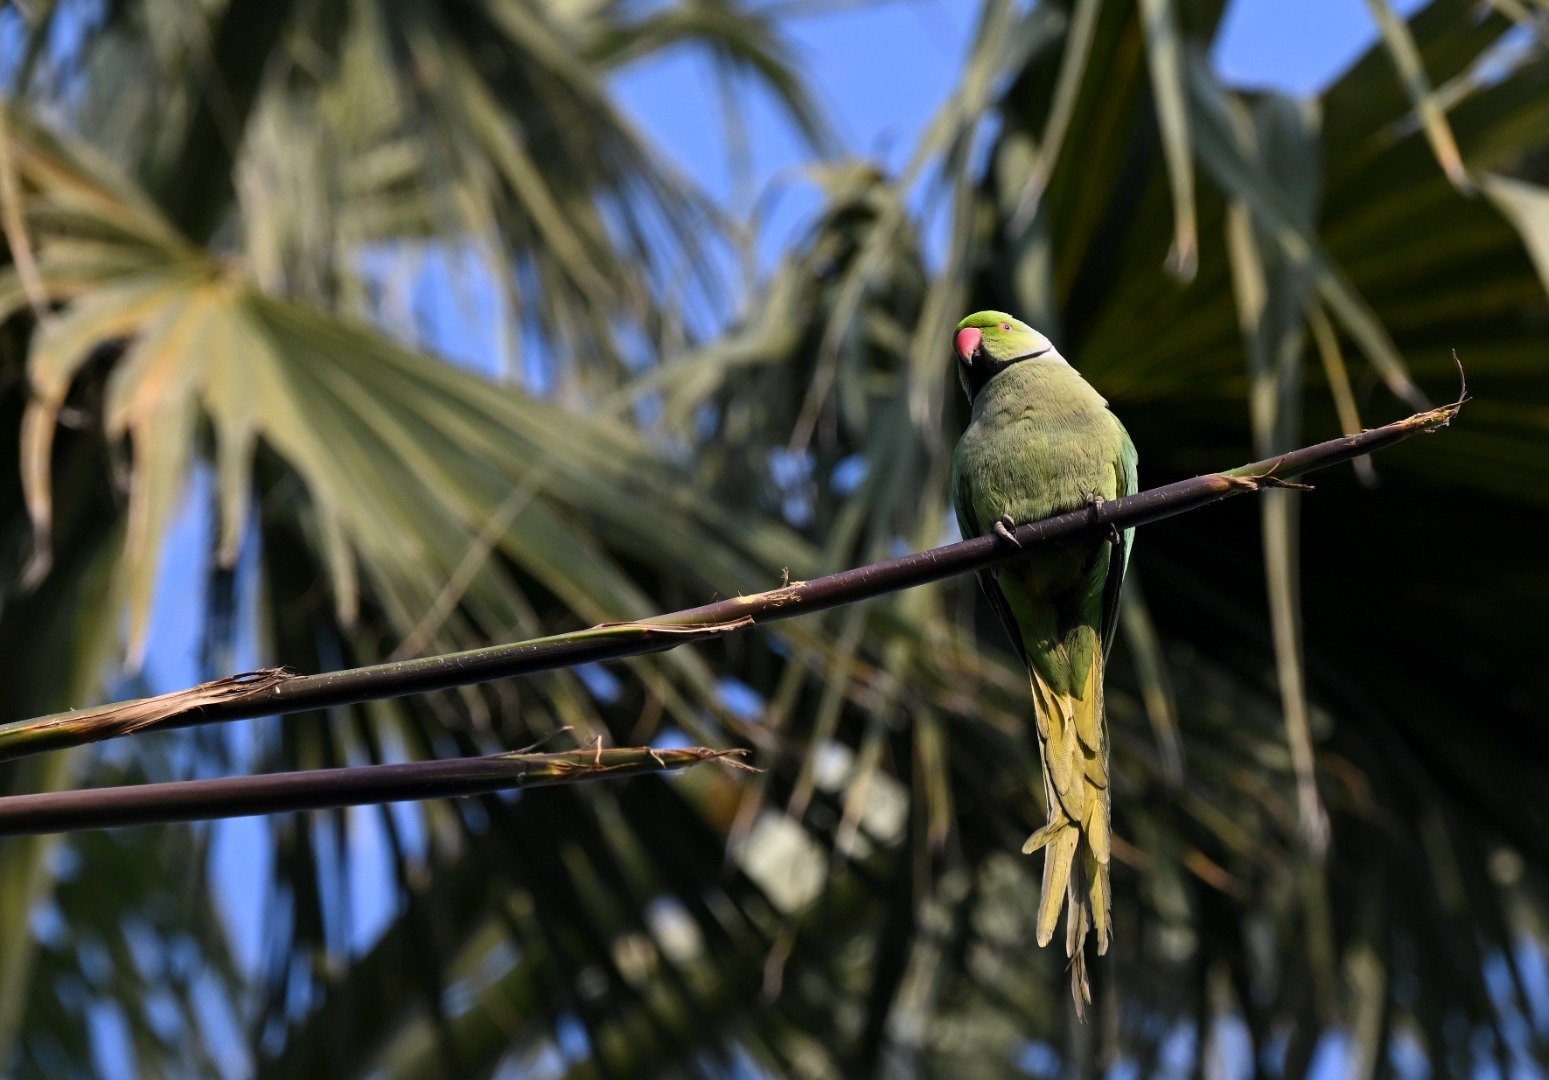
[993,514,1022,548]
[1085,493,1122,548]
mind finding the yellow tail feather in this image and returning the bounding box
[1025,644,1112,1015]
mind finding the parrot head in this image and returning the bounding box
[953,310,1055,401]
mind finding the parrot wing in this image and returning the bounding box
[1099,416,1140,662]
[951,464,1029,667]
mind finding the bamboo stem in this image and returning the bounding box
[0,747,751,837]
[0,397,1463,766]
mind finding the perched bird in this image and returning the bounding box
[949,310,1137,1012]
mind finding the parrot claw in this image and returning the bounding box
[1085,493,1121,548]
[993,514,1022,548]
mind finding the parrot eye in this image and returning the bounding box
[1000,322,1011,331]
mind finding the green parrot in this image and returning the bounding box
[949,310,1137,1011]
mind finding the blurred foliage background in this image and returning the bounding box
[1,0,1547,1076]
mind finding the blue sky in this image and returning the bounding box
[617,0,1420,200]
[610,0,1425,267]
[132,1,1431,1075]
[396,0,1426,380]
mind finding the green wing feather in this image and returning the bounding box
[1100,418,1139,660]
[951,466,1030,669]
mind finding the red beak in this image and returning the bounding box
[955,327,982,362]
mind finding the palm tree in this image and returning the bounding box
[2,0,1547,1076]
[1,0,828,1072]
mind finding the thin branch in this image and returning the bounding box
[0,397,1464,765]
[0,747,753,838]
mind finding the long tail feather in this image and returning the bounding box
[1025,633,1112,1014]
